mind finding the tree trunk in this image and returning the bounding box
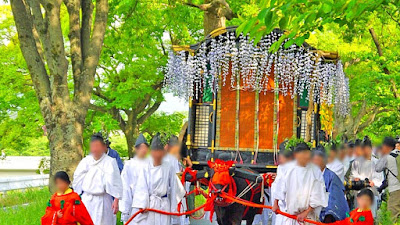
[203,0,226,35]
[10,0,109,192]
[186,0,235,36]
[48,117,84,186]
[124,125,140,158]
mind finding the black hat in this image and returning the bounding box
[382,137,396,149]
[151,134,164,151]
[312,145,326,158]
[135,133,149,148]
[362,136,372,148]
[330,142,338,152]
[354,139,362,147]
[91,132,105,144]
[348,140,355,148]
[279,140,293,157]
[294,142,311,153]
[167,135,179,147]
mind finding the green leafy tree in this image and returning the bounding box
[9,0,109,186]
[88,0,204,157]
[0,6,45,155]
[140,112,186,139]
[239,1,400,140]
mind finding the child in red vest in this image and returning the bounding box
[329,188,374,225]
[41,171,94,225]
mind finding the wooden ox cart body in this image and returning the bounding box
[166,26,348,173]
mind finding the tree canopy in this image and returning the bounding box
[1,0,400,160]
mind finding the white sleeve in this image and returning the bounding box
[350,160,361,180]
[120,163,133,214]
[72,158,88,195]
[375,156,388,173]
[132,166,150,209]
[105,159,123,199]
[309,176,328,209]
[169,166,185,213]
[273,169,288,202]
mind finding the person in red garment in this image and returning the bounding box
[42,171,94,225]
[329,189,374,225]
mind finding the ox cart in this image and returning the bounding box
[166,26,349,173]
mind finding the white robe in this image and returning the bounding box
[271,162,294,225]
[327,158,345,183]
[120,157,149,223]
[274,162,328,225]
[163,154,189,225]
[131,158,185,225]
[73,154,123,225]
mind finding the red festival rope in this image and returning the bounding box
[124,191,325,225]
[221,193,324,225]
[123,193,215,225]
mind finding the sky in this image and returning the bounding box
[158,93,188,114]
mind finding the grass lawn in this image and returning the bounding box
[0,188,123,225]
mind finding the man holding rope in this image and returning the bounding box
[272,142,328,225]
[129,134,185,225]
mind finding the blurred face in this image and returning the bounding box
[354,146,364,158]
[295,151,311,167]
[312,154,326,171]
[381,145,393,155]
[346,147,354,157]
[363,146,372,159]
[166,144,181,159]
[396,143,400,150]
[328,150,337,163]
[357,195,372,210]
[135,143,149,159]
[55,178,70,193]
[151,149,165,165]
[278,154,293,165]
[90,140,106,159]
[338,149,346,161]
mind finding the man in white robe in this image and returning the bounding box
[131,134,185,225]
[164,135,190,225]
[120,133,149,224]
[343,141,355,177]
[273,143,328,225]
[327,145,345,182]
[270,141,294,225]
[73,133,123,225]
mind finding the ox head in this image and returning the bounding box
[207,159,236,205]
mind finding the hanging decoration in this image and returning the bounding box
[164,29,350,115]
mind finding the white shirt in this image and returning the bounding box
[327,158,345,182]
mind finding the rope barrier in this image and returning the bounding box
[123,192,215,225]
[123,190,325,225]
[221,193,323,225]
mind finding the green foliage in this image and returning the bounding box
[141,111,186,137]
[377,201,393,225]
[239,0,398,49]
[284,137,312,150]
[0,6,44,155]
